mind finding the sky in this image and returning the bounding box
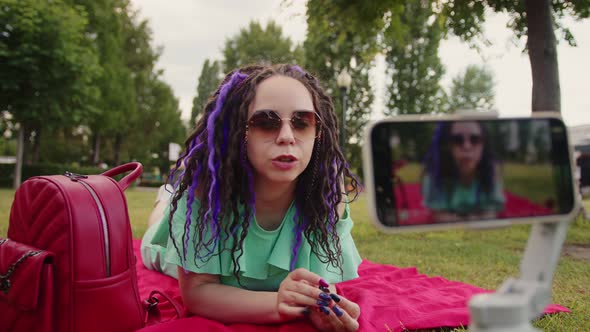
[130,0,590,127]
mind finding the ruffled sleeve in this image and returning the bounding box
[264,202,362,284]
[482,178,506,212]
[316,203,362,283]
[422,174,448,210]
[163,195,361,290]
[164,194,232,275]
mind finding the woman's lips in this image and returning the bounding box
[272,155,298,170]
[272,160,298,170]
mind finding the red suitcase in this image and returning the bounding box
[6,162,145,332]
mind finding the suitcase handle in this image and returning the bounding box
[102,162,143,191]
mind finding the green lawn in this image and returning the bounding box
[1,188,589,330]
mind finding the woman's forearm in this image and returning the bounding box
[181,281,287,324]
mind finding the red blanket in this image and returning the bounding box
[133,240,567,332]
[394,183,555,226]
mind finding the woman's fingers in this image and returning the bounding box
[280,269,333,305]
[333,294,361,319]
[309,304,360,332]
[288,268,324,284]
[276,301,308,318]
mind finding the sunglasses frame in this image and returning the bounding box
[245,110,323,139]
[449,133,483,147]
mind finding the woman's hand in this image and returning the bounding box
[276,268,335,321]
[275,268,360,330]
[307,292,360,332]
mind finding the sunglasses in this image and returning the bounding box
[246,110,322,140]
[450,134,483,146]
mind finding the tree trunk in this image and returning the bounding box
[525,0,561,113]
[114,134,122,165]
[13,125,24,188]
[92,133,101,165]
[32,127,41,164]
[23,126,32,165]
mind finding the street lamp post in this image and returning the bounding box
[336,69,352,156]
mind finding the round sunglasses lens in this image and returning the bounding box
[470,135,482,145]
[291,112,318,138]
[450,135,464,146]
[250,112,281,132]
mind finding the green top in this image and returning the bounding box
[422,174,506,215]
[148,194,362,291]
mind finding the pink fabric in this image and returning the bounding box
[395,183,555,226]
[133,240,568,332]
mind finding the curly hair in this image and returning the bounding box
[167,64,361,285]
[423,121,497,204]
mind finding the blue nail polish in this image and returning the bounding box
[301,307,310,316]
[329,293,341,303]
[319,305,330,315]
[319,293,331,301]
[332,305,343,317]
[319,286,330,293]
[317,299,330,306]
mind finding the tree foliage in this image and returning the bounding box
[304,0,378,172]
[0,0,100,167]
[1,0,185,175]
[0,0,101,125]
[191,59,221,127]
[447,65,495,112]
[440,0,588,112]
[72,0,137,164]
[222,20,302,72]
[384,0,446,116]
[301,0,589,115]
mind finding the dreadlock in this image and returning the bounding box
[167,64,361,284]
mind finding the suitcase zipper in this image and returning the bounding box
[64,172,111,277]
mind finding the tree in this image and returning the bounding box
[72,0,137,165]
[300,1,589,114]
[222,20,302,72]
[442,0,588,113]
[304,0,379,172]
[447,64,495,112]
[191,59,221,127]
[126,74,185,175]
[0,0,100,186]
[384,0,446,116]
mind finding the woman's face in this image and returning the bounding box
[246,75,318,185]
[449,121,484,178]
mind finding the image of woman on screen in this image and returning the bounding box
[421,121,506,222]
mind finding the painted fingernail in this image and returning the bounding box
[301,307,310,316]
[329,293,341,303]
[319,278,329,288]
[319,293,331,301]
[320,286,330,293]
[319,305,330,315]
[317,299,330,306]
[332,305,344,317]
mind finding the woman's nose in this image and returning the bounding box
[275,121,296,144]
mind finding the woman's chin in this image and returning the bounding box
[262,169,302,184]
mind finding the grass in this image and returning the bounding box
[1,188,589,331]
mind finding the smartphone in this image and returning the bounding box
[362,113,580,232]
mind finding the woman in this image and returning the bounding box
[422,121,505,222]
[141,64,362,331]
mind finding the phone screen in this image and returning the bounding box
[368,117,575,227]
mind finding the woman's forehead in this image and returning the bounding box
[451,121,481,133]
[248,75,314,116]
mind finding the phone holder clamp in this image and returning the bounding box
[468,219,571,332]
